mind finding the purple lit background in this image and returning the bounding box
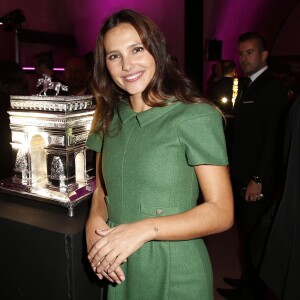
[0,0,300,93]
[71,0,185,65]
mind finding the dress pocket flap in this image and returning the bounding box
[140,203,180,216]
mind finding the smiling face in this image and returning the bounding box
[103,23,156,102]
[238,38,268,76]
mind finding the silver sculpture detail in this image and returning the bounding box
[48,135,65,146]
[10,95,94,112]
[15,148,29,185]
[37,74,68,96]
[50,156,65,180]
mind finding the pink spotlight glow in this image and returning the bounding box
[22,67,65,71]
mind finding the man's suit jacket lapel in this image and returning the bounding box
[237,69,271,104]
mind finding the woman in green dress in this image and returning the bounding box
[86,9,233,300]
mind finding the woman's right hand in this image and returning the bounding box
[86,220,126,284]
[85,152,126,284]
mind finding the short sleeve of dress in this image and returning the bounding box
[86,132,103,153]
[177,108,228,166]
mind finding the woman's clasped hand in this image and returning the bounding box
[88,220,156,279]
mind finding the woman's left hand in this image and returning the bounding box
[88,220,155,275]
[245,180,263,201]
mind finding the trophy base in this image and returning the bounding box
[0,176,95,217]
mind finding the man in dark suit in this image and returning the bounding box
[260,95,300,300]
[218,32,287,300]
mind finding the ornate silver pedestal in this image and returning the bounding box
[0,94,96,216]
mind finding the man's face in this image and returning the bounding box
[238,38,268,76]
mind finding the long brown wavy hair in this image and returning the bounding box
[91,9,210,135]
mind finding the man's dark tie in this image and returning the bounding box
[244,77,252,88]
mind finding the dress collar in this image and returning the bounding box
[117,99,181,127]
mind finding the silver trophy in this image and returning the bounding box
[0,76,95,216]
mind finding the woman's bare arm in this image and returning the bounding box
[89,164,234,274]
[86,152,125,284]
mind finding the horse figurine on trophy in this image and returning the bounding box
[37,74,69,96]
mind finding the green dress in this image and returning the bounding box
[86,100,228,300]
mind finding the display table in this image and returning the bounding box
[0,192,103,300]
